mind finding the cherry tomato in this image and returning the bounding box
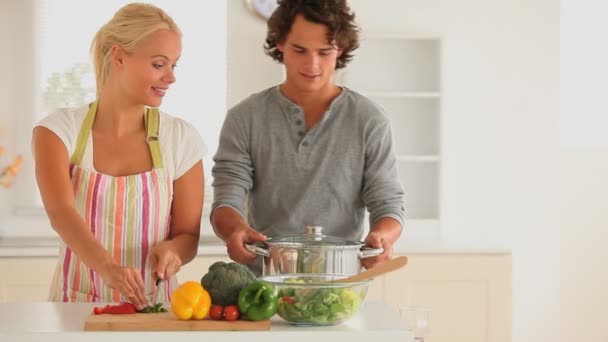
[281,296,295,305]
[209,305,224,320]
[223,305,240,321]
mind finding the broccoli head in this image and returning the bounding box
[201,261,257,307]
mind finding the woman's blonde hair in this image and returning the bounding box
[91,3,181,97]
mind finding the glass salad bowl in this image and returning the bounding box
[260,273,371,326]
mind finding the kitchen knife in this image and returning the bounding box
[152,278,162,307]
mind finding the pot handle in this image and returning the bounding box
[245,243,270,257]
[359,246,384,259]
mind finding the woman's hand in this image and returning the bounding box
[99,263,147,309]
[225,224,267,264]
[149,241,183,281]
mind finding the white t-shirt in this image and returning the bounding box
[35,105,207,180]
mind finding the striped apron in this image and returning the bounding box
[48,101,177,302]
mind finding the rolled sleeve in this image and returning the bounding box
[211,107,254,220]
[362,117,406,228]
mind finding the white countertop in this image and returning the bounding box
[0,301,411,342]
[0,235,511,257]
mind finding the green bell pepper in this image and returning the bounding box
[238,281,278,321]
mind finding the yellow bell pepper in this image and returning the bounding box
[171,281,212,320]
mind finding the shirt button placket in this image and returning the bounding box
[293,107,310,151]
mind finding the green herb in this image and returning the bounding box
[138,302,167,313]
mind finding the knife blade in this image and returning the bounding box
[152,278,162,308]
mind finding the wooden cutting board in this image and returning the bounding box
[84,312,271,331]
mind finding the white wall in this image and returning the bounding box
[561,1,608,341]
[226,1,284,108]
[227,1,559,342]
[560,149,608,342]
[0,0,37,217]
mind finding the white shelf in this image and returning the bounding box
[344,38,440,92]
[380,97,439,155]
[342,33,442,233]
[363,33,441,41]
[361,91,440,99]
[397,155,440,162]
[400,219,441,241]
[397,161,439,219]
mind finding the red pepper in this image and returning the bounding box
[93,302,137,315]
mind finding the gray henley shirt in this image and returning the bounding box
[211,85,406,243]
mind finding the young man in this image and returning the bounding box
[211,0,405,274]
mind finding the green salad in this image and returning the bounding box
[276,279,365,325]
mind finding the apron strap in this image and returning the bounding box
[70,101,163,169]
[144,108,163,169]
[70,102,97,165]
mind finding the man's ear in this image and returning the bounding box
[276,42,285,53]
[336,47,344,58]
[109,45,125,68]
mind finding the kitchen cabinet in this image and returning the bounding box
[338,33,442,240]
[382,254,512,342]
[0,258,55,302]
[0,251,510,342]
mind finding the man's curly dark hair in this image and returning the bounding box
[264,0,360,70]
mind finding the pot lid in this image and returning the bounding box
[268,225,363,247]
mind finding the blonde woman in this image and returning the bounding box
[32,3,205,309]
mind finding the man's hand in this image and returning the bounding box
[361,231,394,270]
[361,217,402,269]
[212,207,268,264]
[225,224,268,264]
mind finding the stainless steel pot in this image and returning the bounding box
[245,225,383,276]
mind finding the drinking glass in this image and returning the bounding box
[400,306,430,342]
